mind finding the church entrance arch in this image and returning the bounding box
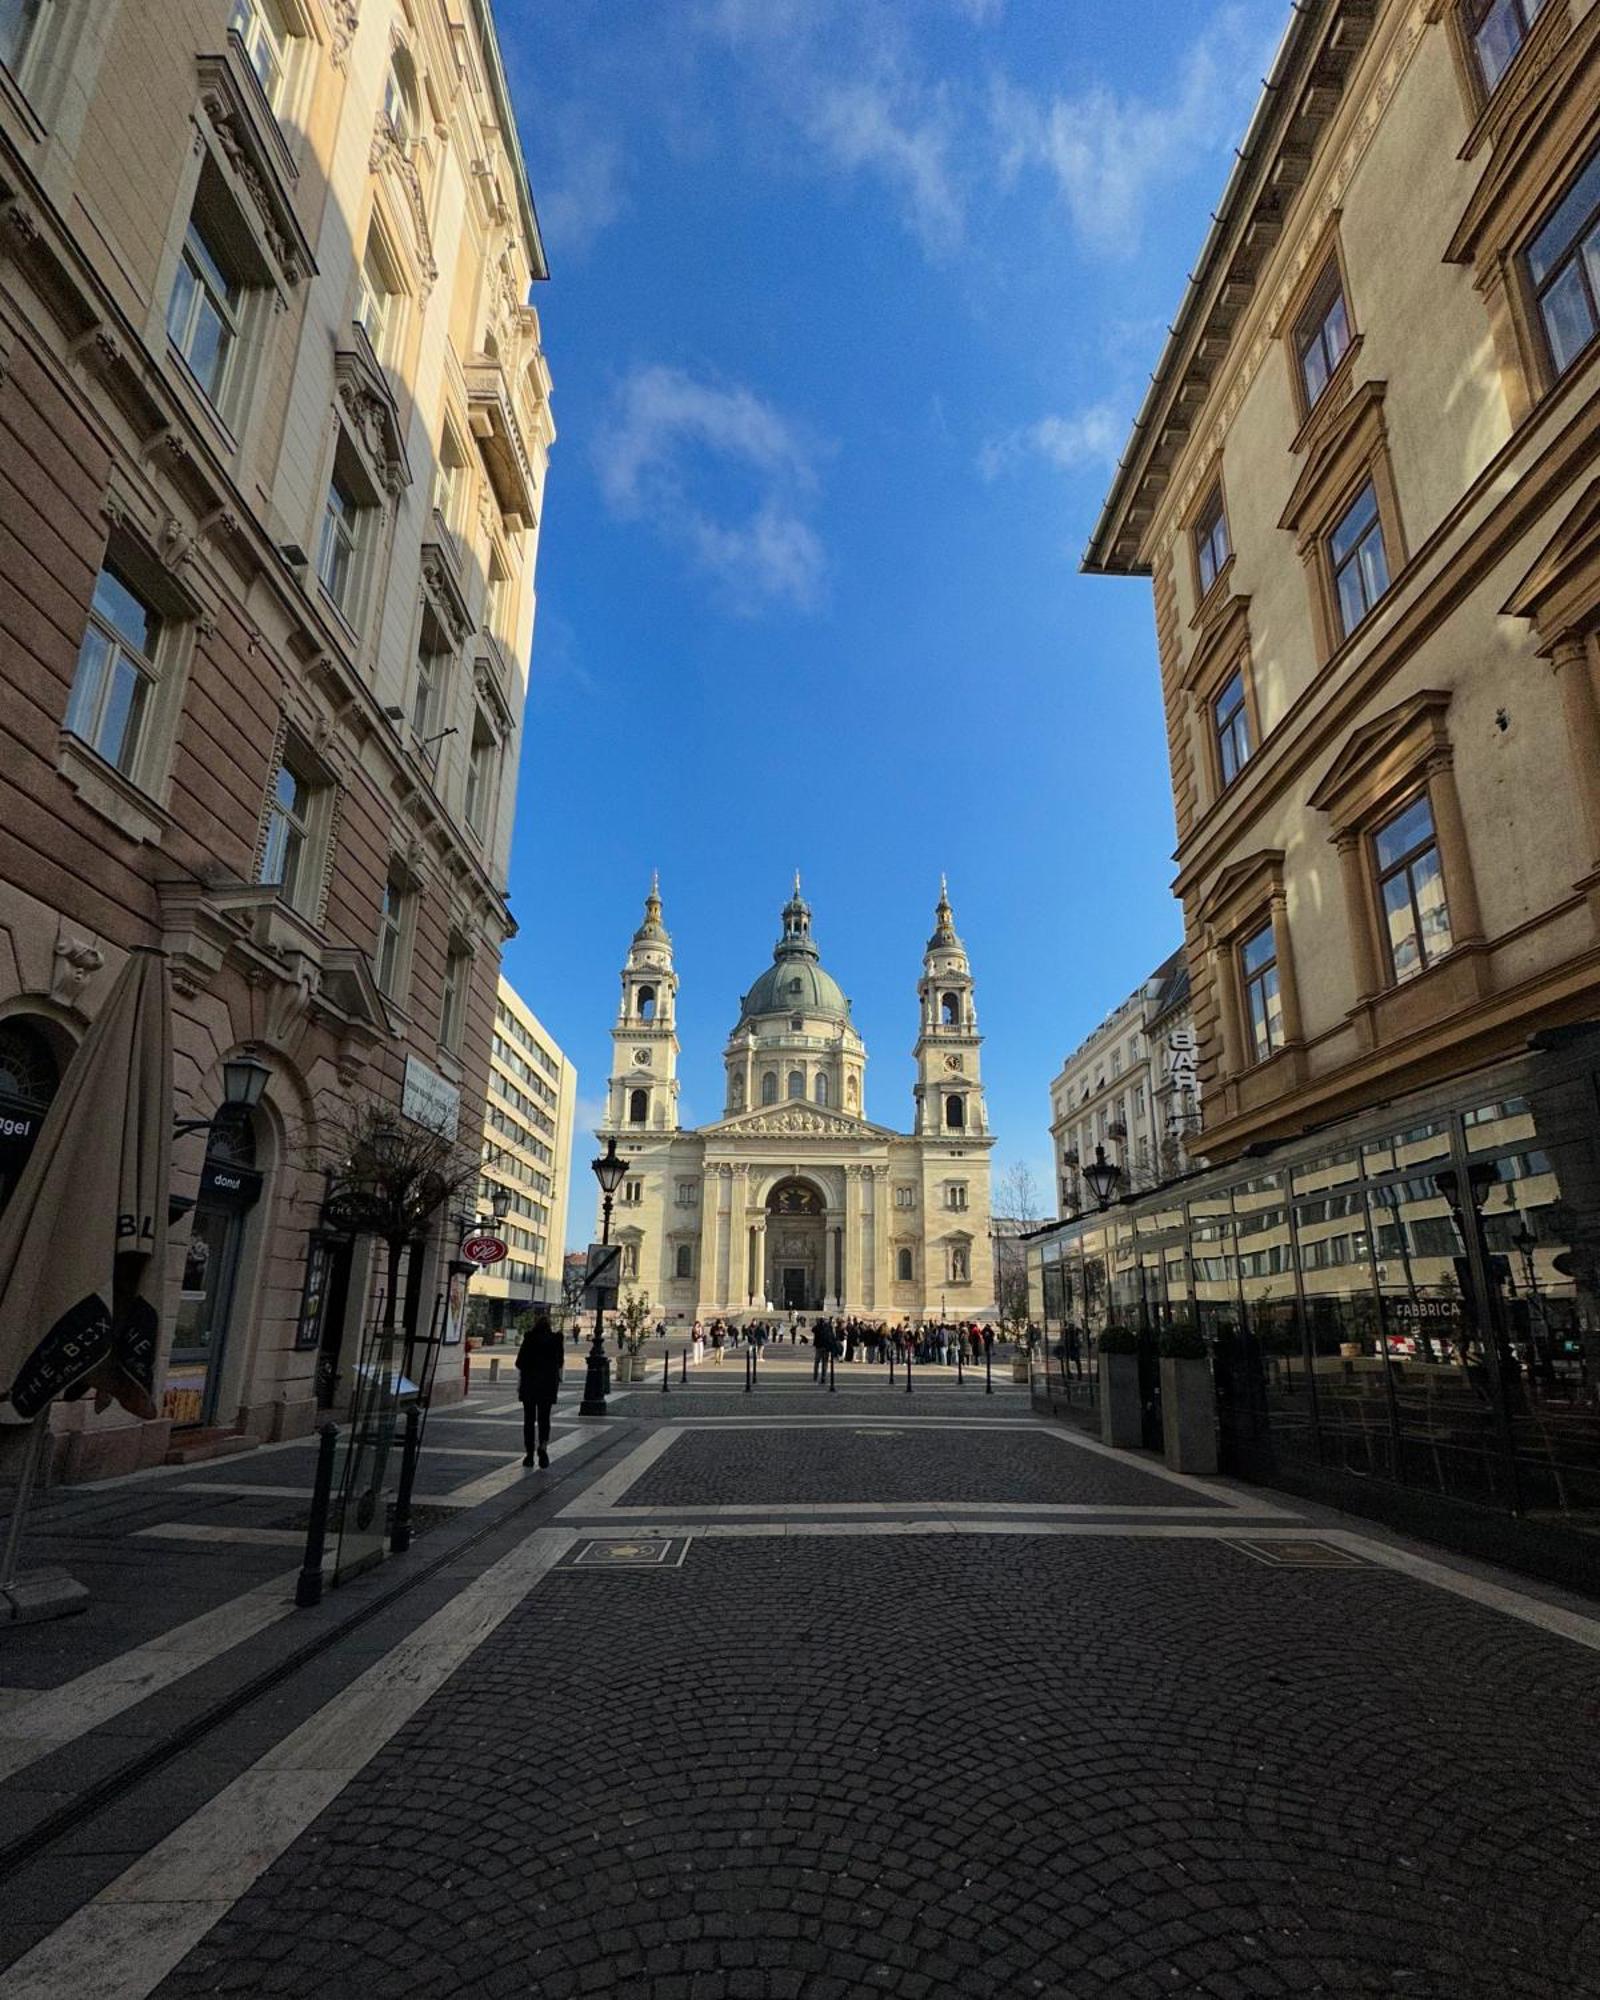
[763,1177,827,1313]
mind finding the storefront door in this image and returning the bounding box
[164,1110,263,1428]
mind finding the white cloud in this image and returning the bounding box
[536,117,626,259]
[593,366,828,615]
[978,403,1125,482]
[991,2,1280,256]
[804,79,962,254]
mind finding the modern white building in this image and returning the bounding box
[475,975,576,1330]
[595,878,997,1322]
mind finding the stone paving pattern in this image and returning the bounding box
[616,1427,1225,1511]
[151,1524,1600,1998]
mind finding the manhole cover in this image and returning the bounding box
[1226,1538,1367,1569]
[558,1537,691,1571]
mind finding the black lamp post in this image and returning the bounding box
[173,1049,272,1138]
[1082,1144,1124,1212]
[579,1136,628,1416]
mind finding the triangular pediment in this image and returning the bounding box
[1308,690,1451,820]
[698,1105,899,1143]
[1278,380,1387,537]
[316,947,392,1036]
[1503,477,1600,639]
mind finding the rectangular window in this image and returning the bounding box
[355,236,399,363]
[1295,265,1353,410]
[1,0,42,73]
[485,551,509,638]
[1526,145,1600,381]
[1133,1084,1146,1120]
[228,0,290,112]
[318,470,361,615]
[463,715,497,838]
[676,1180,699,1205]
[1240,922,1283,1064]
[1214,667,1253,786]
[894,1187,914,1209]
[947,1185,968,1211]
[374,869,407,997]
[257,748,318,911]
[622,1179,643,1207]
[1465,0,1548,93]
[1329,481,1390,637]
[1374,794,1453,985]
[439,943,470,1053]
[1194,487,1230,596]
[167,216,241,409]
[64,565,161,777]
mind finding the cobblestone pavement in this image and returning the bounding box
[4,1406,1598,2000]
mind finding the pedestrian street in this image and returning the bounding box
[1,1371,1596,2000]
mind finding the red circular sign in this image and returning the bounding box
[461,1234,507,1266]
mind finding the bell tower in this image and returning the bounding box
[605,874,680,1135]
[913,876,988,1139]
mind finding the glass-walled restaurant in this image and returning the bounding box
[1028,1032,1600,1534]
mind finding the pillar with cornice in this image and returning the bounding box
[1334,829,1383,1004]
[1424,746,1484,944]
[844,1165,864,1315]
[1549,636,1600,880]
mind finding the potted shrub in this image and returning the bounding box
[1097,1327,1142,1449]
[614,1289,654,1383]
[1158,1325,1217,1475]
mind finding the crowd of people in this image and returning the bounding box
[648,1316,1011,1371]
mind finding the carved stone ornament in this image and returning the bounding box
[51,923,105,1009]
[734,1110,861,1139]
[327,0,360,67]
[369,115,439,297]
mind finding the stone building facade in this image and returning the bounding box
[472,972,576,1331]
[0,0,552,1477]
[1048,949,1198,1216]
[596,880,997,1324]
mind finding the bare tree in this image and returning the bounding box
[997,1161,1043,1228]
[992,1161,1047,1339]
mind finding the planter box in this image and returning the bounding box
[1160,1355,1218,1476]
[1011,1355,1030,1384]
[1099,1352,1143,1449]
[615,1353,635,1384]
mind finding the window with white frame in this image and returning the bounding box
[354,231,402,365]
[383,51,419,146]
[439,939,471,1053]
[484,548,509,639]
[434,425,470,545]
[256,742,325,914]
[1526,144,1600,383]
[411,605,452,762]
[64,564,164,779]
[463,712,498,839]
[374,866,410,998]
[946,1183,968,1211]
[228,0,293,115]
[894,1186,915,1209]
[317,435,377,624]
[166,199,248,413]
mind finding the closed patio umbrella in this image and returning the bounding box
[0,947,173,1615]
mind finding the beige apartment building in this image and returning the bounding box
[0,0,552,1477]
[473,973,576,1334]
[1030,0,1600,1540]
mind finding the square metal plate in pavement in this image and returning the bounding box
[559,1537,692,1570]
[1226,1538,1368,1568]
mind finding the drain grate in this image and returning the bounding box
[1226,1537,1368,1569]
[558,1536,691,1571]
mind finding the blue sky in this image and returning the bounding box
[495,0,1285,1240]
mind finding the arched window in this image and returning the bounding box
[941,991,960,1025]
[945,1094,966,1130]
[637,986,655,1020]
[761,1071,777,1106]
[628,1088,648,1124]
[0,1018,61,1110]
[814,1074,828,1107]
[383,50,419,144]
[896,1248,913,1282]
[675,1244,693,1279]
[787,1070,804,1100]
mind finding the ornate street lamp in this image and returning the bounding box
[173,1048,272,1138]
[1081,1144,1124,1212]
[579,1136,629,1415]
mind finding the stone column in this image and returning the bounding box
[844,1166,864,1316]
[1207,928,1243,1075]
[1549,636,1600,877]
[1424,748,1484,944]
[1269,888,1305,1044]
[697,1171,719,1316]
[861,1167,877,1313]
[1334,830,1383,1002]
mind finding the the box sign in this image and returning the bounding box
[199,1160,263,1210]
[402,1055,460,1139]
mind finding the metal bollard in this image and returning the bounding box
[488,1356,501,1384]
[957,1348,964,1384]
[905,1348,913,1395]
[985,1344,994,1396]
[662,1351,671,1393]
[744,1347,752,1394]
[829,1353,836,1394]
[390,1403,422,1554]
[681,1349,688,1384]
[889,1351,896,1384]
[297,1423,339,1608]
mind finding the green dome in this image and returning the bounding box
[736,878,852,1026]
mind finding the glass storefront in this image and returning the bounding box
[165,1107,263,1427]
[1029,1034,1600,1525]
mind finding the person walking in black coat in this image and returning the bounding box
[516,1311,564,1468]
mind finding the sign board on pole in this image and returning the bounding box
[460,1234,507,1267]
[582,1240,622,1311]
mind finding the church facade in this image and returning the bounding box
[596,880,996,1323]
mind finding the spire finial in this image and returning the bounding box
[939,871,949,903]
[651,867,659,898]
[793,868,802,897]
